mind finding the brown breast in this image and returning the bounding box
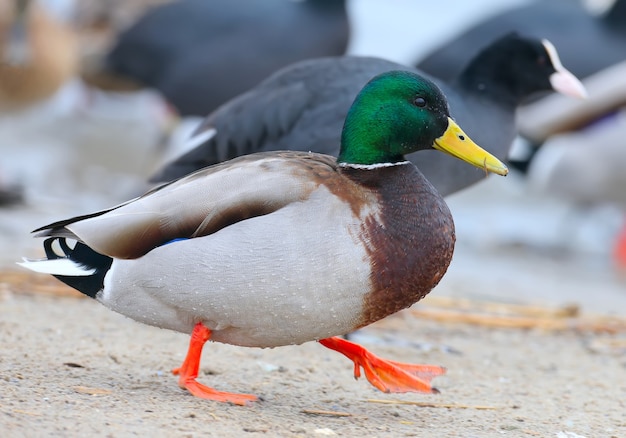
[340,163,456,328]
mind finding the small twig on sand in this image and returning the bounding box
[73,386,112,396]
[1,270,82,298]
[421,295,580,318]
[409,307,626,333]
[301,409,353,417]
[408,296,626,334]
[366,399,500,410]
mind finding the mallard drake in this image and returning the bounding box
[0,0,78,110]
[416,0,626,83]
[20,71,508,404]
[88,0,349,116]
[151,34,585,196]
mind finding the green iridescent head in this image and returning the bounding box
[338,71,508,175]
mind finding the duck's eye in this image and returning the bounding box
[537,55,546,66]
[413,97,427,108]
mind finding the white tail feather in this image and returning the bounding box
[17,258,96,276]
[185,127,217,150]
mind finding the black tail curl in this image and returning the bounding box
[44,237,113,299]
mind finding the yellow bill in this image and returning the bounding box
[433,117,508,176]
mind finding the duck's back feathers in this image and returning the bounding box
[37,152,342,259]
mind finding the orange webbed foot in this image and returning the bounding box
[173,322,258,405]
[176,376,258,405]
[319,336,445,394]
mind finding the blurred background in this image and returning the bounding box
[1,0,624,314]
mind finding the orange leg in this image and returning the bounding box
[613,217,626,269]
[319,336,445,394]
[171,322,258,405]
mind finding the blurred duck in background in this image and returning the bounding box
[1,0,349,210]
[151,34,586,199]
[415,0,626,268]
[512,61,626,268]
[0,0,78,111]
[83,0,350,117]
[415,0,626,83]
[0,0,78,206]
[0,0,180,208]
[74,0,175,85]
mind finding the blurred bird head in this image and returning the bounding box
[458,33,588,105]
[2,0,34,66]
